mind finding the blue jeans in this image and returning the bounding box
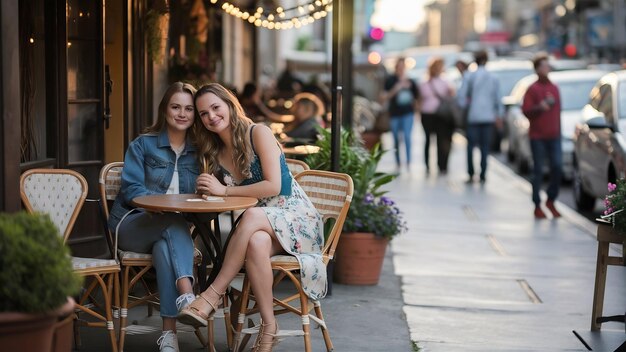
[466,123,494,179]
[390,112,415,167]
[118,211,194,318]
[530,138,562,206]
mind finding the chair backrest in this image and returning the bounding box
[294,170,353,261]
[285,158,310,176]
[98,162,124,221]
[20,168,88,243]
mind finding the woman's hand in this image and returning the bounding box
[196,173,227,196]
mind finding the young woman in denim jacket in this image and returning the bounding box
[177,83,324,352]
[108,82,199,351]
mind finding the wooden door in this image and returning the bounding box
[65,0,108,257]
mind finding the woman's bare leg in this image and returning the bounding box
[163,317,177,332]
[186,208,282,313]
[245,230,283,343]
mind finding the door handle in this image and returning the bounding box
[104,65,113,129]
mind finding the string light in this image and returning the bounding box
[214,0,333,30]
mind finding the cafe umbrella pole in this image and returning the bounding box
[329,0,345,296]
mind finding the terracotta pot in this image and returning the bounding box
[52,298,76,352]
[334,232,388,285]
[361,131,382,151]
[0,297,75,352]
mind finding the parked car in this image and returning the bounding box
[503,70,606,179]
[549,58,588,71]
[588,63,624,72]
[573,70,626,211]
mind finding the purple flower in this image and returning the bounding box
[364,193,374,204]
[608,183,617,192]
[380,196,394,206]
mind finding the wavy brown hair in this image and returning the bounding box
[193,83,254,178]
[144,81,197,134]
[427,57,445,79]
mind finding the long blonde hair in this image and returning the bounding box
[193,83,254,178]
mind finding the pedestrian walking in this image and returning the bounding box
[522,54,562,219]
[382,57,420,172]
[419,57,456,174]
[454,59,468,77]
[457,50,503,183]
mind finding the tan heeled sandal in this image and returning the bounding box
[251,320,281,352]
[177,285,224,328]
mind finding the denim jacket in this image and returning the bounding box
[108,130,200,230]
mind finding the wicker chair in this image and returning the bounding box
[99,162,206,350]
[232,170,353,352]
[285,158,310,176]
[20,168,120,352]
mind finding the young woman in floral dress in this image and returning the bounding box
[177,83,324,352]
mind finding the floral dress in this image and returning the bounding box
[218,145,326,300]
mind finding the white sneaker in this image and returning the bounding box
[157,330,179,352]
[175,293,196,313]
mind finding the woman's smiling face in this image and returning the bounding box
[165,92,195,133]
[196,92,231,133]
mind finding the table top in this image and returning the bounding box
[282,145,320,156]
[132,194,258,213]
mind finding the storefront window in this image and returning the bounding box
[20,0,49,163]
[67,0,101,163]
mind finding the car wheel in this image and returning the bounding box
[573,163,596,211]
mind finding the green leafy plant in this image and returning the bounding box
[602,179,626,234]
[0,212,82,313]
[145,7,169,64]
[306,128,406,240]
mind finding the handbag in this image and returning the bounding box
[430,81,462,128]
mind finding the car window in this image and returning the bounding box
[598,84,613,121]
[492,69,535,97]
[617,82,626,119]
[558,80,602,110]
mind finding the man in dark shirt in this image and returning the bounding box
[522,54,562,219]
[284,94,322,145]
[383,57,420,171]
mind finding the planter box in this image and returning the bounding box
[591,223,626,331]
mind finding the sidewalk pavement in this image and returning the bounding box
[383,132,626,351]
[77,129,626,351]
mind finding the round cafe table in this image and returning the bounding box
[132,193,257,290]
[282,145,320,157]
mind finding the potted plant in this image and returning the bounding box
[306,128,407,285]
[601,180,626,234]
[0,212,82,352]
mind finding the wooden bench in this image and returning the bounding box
[591,222,626,330]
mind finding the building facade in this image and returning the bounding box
[0,0,258,256]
